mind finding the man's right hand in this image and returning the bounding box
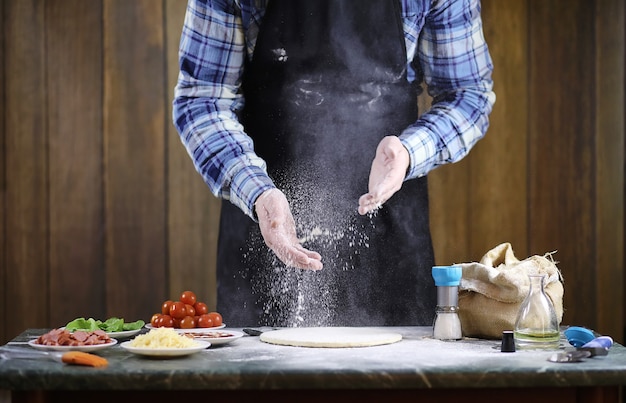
[255,188,323,270]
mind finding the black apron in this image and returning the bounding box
[217,0,435,327]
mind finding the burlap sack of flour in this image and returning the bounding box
[457,242,564,339]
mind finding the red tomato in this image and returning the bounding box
[169,301,187,319]
[207,312,223,327]
[197,314,214,328]
[150,313,162,327]
[179,316,196,329]
[194,302,208,316]
[180,291,197,306]
[154,316,167,328]
[185,304,196,317]
[160,314,174,328]
[161,300,174,315]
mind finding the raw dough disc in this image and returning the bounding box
[259,327,402,348]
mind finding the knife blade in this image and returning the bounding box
[0,347,108,367]
[0,347,64,362]
[242,328,264,336]
[242,327,280,336]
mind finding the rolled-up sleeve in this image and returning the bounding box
[173,0,274,219]
[400,0,495,179]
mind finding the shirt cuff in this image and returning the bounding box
[229,165,275,220]
[399,129,438,180]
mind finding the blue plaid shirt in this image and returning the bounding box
[173,0,495,219]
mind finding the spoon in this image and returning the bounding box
[548,350,591,363]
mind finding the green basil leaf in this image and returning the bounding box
[100,317,124,332]
[65,317,100,332]
[122,319,145,331]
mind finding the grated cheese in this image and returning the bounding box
[129,327,198,348]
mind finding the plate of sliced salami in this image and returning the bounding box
[29,328,117,352]
[28,339,117,352]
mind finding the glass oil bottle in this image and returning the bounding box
[514,274,560,349]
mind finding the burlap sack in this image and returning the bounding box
[457,242,564,339]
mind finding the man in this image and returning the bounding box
[173,0,495,327]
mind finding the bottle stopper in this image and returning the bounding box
[501,330,516,352]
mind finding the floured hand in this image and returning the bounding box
[358,136,410,215]
[255,188,323,270]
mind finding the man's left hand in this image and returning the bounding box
[358,136,410,215]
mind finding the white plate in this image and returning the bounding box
[145,323,226,331]
[28,339,117,352]
[119,340,211,357]
[61,326,143,339]
[106,328,143,338]
[175,329,244,345]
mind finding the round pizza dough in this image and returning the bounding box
[259,327,402,348]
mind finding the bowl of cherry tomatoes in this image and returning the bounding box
[150,290,224,329]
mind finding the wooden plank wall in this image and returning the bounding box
[0,0,624,345]
[165,0,220,310]
[594,0,626,348]
[4,0,50,342]
[530,0,597,330]
[47,0,105,336]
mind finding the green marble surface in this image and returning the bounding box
[1,327,625,391]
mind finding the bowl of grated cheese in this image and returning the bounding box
[121,327,211,357]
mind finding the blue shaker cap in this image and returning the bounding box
[564,326,595,348]
[432,265,462,286]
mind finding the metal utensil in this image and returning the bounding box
[242,328,264,336]
[242,327,280,336]
[577,347,609,357]
[0,347,65,363]
[0,346,108,367]
[548,350,591,363]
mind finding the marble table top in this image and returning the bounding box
[1,327,626,391]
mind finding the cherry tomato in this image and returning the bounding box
[180,291,197,306]
[207,312,223,327]
[180,316,196,329]
[150,313,162,327]
[194,302,208,316]
[169,301,187,319]
[161,300,174,315]
[185,304,196,317]
[160,314,174,328]
[197,314,214,328]
[154,315,166,328]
